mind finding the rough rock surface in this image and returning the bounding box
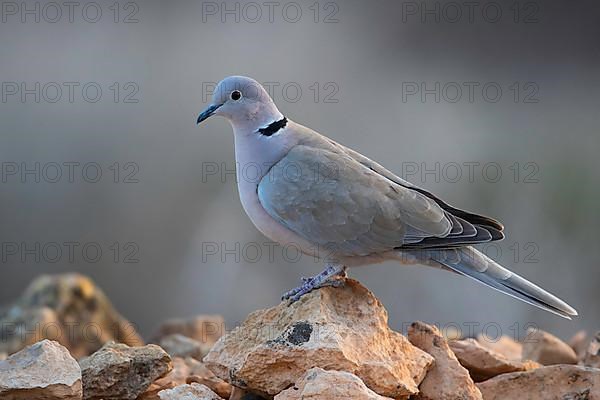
[153,315,224,358]
[476,335,522,361]
[160,334,205,360]
[158,383,221,400]
[0,273,143,358]
[274,368,393,400]
[583,331,600,368]
[449,338,540,381]
[139,357,231,400]
[477,365,600,400]
[204,279,433,399]
[79,341,172,400]
[408,322,482,400]
[522,328,578,365]
[0,339,82,399]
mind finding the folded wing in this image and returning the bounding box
[258,144,502,257]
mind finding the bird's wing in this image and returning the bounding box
[257,144,453,257]
[333,142,505,245]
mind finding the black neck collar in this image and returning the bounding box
[257,117,287,137]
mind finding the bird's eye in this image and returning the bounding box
[230,90,242,101]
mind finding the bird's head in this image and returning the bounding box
[197,76,283,131]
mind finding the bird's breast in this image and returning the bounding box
[236,178,315,254]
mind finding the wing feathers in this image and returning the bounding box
[259,141,505,256]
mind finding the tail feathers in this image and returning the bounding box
[425,246,578,319]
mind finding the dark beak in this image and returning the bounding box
[197,103,222,124]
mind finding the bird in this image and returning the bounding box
[197,75,577,319]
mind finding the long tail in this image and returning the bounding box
[414,246,578,319]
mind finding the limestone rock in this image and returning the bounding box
[153,315,224,357]
[449,338,540,381]
[79,342,172,400]
[408,322,482,400]
[477,365,600,400]
[204,279,433,399]
[158,383,221,400]
[0,339,82,399]
[139,356,231,400]
[522,328,578,365]
[274,368,393,400]
[476,335,522,361]
[583,331,600,368]
[160,334,205,360]
[0,273,143,358]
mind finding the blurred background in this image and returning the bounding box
[1,0,599,342]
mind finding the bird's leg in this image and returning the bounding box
[282,264,347,303]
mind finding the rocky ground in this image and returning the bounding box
[0,273,599,399]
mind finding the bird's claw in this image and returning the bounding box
[281,268,347,303]
[281,279,312,302]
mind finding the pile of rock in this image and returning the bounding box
[0,274,229,400]
[1,274,599,399]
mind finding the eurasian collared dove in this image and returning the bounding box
[197,75,577,319]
